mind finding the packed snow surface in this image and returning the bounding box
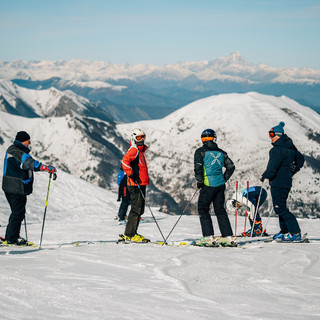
[0,169,319,320]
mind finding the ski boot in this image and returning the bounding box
[216,236,237,247]
[119,233,150,243]
[3,237,34,246]
[195,236,219,247]
[279,233,302,242]
[272,231,286,241]
[241,220,264,237]
[118,219,127,226]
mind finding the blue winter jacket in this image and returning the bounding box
[2,141,42,195]
[194,141,235,187]
[262,134,304,188]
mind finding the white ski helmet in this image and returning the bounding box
[131,128,146,143]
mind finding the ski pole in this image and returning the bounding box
[244,181,249,235]
[24,217,28,242]
[235,181,238,236]
[259,207,273,238]
[164,188,199,244]
[39,172,57,249]
[136,183,167,244]
[250,185,263,239]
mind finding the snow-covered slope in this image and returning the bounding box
[0,110,125,189]
[0,79,113,121]
[1,52,320,84]
[117,92,320,217]
[0,162,319,320]
[0,110,176,208]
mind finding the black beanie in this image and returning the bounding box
[15,131,31,142]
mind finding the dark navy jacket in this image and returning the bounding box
[194,141,235,187]
[2,141,42,195]
[262,134,304,188]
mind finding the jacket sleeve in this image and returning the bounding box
[121,146,138,177]
[223,151,235,181]
[21,153,42,172]
[292,146,305,175]
[194,148,204,182]
[262,148,281,180]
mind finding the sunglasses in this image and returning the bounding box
[135,135,145,141]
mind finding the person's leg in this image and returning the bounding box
[271,187,300,234]
[212,185,233,237]
[5,193,27,243]
[124,186,145,237]
[118,195,130,220]
[197,186,214,236]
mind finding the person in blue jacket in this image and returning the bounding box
[116,168,130,223]
[194,129,236,246]
[2,131,56,245]
[261,122,305,242]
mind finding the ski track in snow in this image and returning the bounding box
[0,170,320,319]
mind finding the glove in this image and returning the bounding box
[260,175,265,182]
[41,164,57,174]
[197,181,204,189]
[291,164,297,176]
[117,197,121,202]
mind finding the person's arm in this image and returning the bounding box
[262,148,281,180]
[223,152,235,181]
[194,148,204,183]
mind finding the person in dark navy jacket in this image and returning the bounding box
[261,122,305,242]
[194,129,236,246]
[2,131,56,245]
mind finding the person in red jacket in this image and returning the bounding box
[120,128,150,242]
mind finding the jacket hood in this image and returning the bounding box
[14,140,31,154]
[272,134,294,149]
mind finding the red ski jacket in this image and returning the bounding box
[122,144,150,186]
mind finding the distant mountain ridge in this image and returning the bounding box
[1,52,320,120]
[1,52,320,84]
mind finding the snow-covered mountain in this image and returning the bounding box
[1,52,320,84]
[0,79,113,121]
[116,92,320,217]
[0,95,178,209]
[2,52,320,119]
[1,87,319,216]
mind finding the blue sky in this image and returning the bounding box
[1,0,319,68]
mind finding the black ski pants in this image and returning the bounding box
[118,186,130,220]
[124,185,145,237]
[198,184,233,237]
[5,192,27,242]
[271,187,301,234]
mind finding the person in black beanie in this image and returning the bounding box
[2,131,57,245]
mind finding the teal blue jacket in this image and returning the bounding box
[194,141,235,187]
